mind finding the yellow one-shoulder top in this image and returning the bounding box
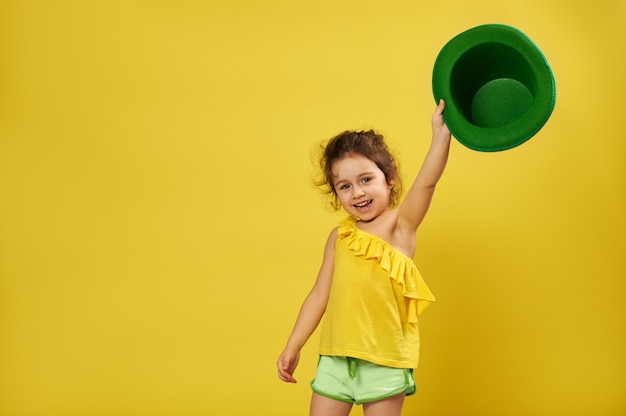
[318,216,436,369]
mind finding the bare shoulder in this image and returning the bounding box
[312,227,338,290]
[327,226,339,244]
[321,227,339,259]
[356,209,398,239]
[355,210,415,258]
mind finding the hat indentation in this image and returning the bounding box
[471,78,534,128]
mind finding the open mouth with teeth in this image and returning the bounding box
[353,200,373,211]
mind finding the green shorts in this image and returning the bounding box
[310,356,416,405]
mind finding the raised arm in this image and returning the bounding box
[396,99,451,233]
[277,228,337,383]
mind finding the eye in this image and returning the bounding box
[339,183,351,190]
[361,177,371,184]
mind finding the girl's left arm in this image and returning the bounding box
[397,99,451,233]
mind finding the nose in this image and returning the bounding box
[352,185,365,198]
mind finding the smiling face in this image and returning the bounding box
[331,153,394,221]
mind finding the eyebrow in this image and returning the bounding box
[333,179,347,188]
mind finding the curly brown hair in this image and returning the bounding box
[315,130,402,211]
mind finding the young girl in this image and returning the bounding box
[277,100,451,416]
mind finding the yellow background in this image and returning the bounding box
[1,1,624,415]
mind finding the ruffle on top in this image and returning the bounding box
[337,216,436,323]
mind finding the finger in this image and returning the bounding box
[436,99,446,114]
[278,369,297,383]
[277,360,294,381]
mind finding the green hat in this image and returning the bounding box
[432,24,556,152]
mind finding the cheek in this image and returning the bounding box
[337,193,354,209]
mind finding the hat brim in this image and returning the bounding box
[432,24,556,152]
